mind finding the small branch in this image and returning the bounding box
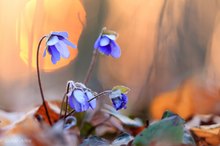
[36,35,52,126]
[83,49,98,85]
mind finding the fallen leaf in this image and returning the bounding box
[34,101,61,125]
[150,78,220,120]
[191,124,220,145]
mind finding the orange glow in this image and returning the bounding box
[150,77,220,120]
[17,0,85,71]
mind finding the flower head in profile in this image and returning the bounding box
[109,89,128,110]
[94,27,121,58]
[66,81,96,112]
[68,89,90,112]
[43,32,76,64]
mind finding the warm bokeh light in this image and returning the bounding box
[0,0,85,111]
[18,0,85,71]
[97,0,220,117]
[0,0,85,83]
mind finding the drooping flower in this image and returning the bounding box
[68,89,90,112]
[109,89,128,110]
[94,27,121,58]
[66,81,96,112]
[43,32,76,64]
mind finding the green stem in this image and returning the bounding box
[36,35,52,126]
[83,49,98,85]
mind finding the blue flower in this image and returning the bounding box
[109,90,128,110]
[85,90,96,110]
[67,81,97,112]
[68,89,90,112]
[43,32,76,64]
[94,28,121,58]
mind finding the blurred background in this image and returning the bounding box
[1,0,220,119]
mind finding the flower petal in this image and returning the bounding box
[43,48,47,57]
[112,98,122,110]
[48,46,60,64]
[51,32,68,38]
[110,41,121,58]
[62,38,76,48]
[73,90,86,103]
[103,34,117,40]
[69,94,82,112]
[47,35,59,46]
[94,35,101,49]
[98,45,111,55]
[121,94,128,109]
[100,36,110,46]
[85,90,96,109]
[55,41,70,58]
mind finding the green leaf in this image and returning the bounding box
[112,85,130,94]
[161,110,177,119]
[133,111,196,146]
[133,114,185,146]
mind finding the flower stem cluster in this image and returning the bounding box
[36,28,128,126]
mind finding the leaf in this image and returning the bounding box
[191,124,220,145]
[34,101,61,125]
[161,110,178,119]
[133,112,186,146]
[112,85,130,94]
[80,136,110,146]
[102,104,143,127]
[111,133,134,146]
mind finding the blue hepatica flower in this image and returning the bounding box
[85,90,96,110]
[43,32,76,64]
[94,27,121,58]
[109,89,128,110]
[68,89,90,112]
[67,81,96,112]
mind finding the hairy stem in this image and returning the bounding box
[36,35,52,126]
[59,93,67,118]
[83,49,98,85]
[59,83,70,118]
